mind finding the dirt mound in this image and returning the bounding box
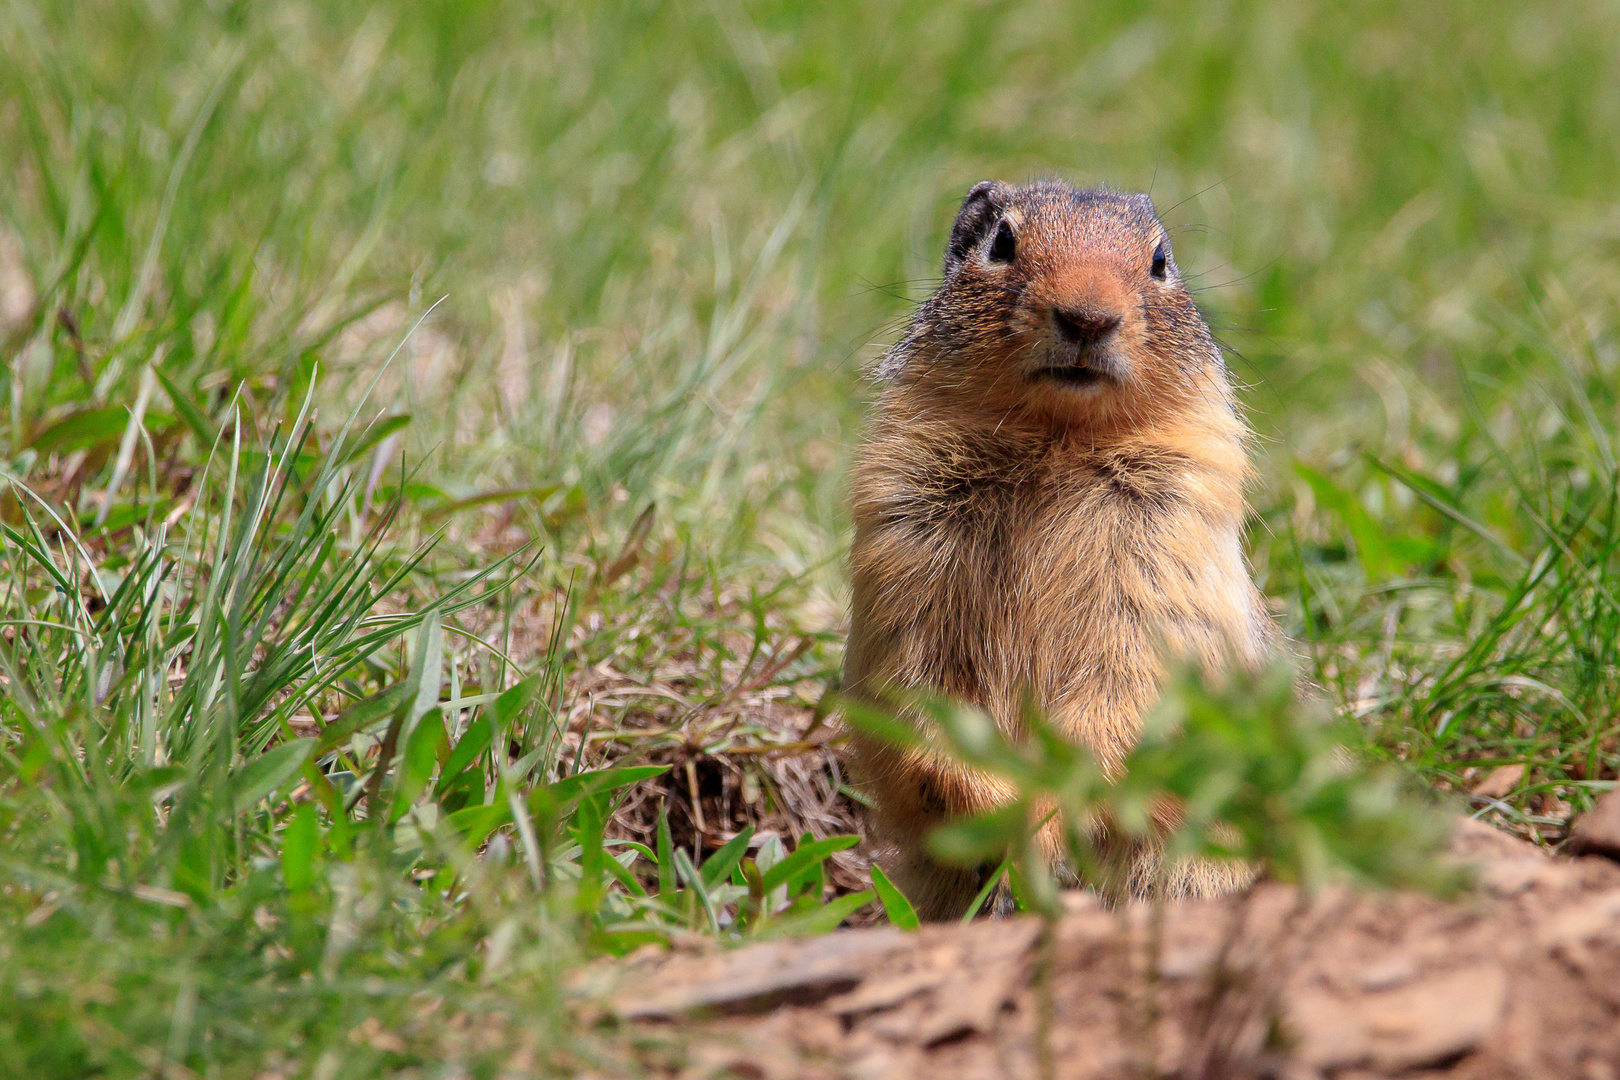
[585,818,1620,1078]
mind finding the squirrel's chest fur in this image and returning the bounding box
[846,412,1269,773]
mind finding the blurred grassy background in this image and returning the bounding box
[5,0,1620,1073]
[13,1,1620,527]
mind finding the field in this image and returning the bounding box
[4,0,1620,1074]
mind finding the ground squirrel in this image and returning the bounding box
[844,180,1277,920]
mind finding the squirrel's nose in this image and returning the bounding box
[1052,307,1121,347]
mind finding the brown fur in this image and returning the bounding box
[844,181,1278,920]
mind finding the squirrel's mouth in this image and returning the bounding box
[1031,363,1111,389]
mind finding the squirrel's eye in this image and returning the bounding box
[988,219,1016,263]
[1150,243,1168,280]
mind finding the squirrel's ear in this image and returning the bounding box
[945,181,1007,274]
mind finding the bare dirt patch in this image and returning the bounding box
[581,818,1620,1079]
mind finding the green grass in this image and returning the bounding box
[4,0,1620,1072]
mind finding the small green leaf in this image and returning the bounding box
[608,839,657,862]
[701,825,754,887]
[603,846,648,897]
[752,890,875,940]
[173,831,214,904]
[1006,864,1033,913]
[426,484,562,518]
[753,834,787,875]
[492,673,543,737]
[758,835,859,894]
[90,498,172,533]
[870,863,919,929]
[153,367,219,446]
[925,802,1025,866]
[960,857,1009,922]
[1365,452,1524,566]
[838,697,928,750]
[445,801,510,847]
[1295,461,1403,582]
[366,611,444,817]
[740,857,766,929]
[574,792,607,898]
[786,831,827,900]
[370,481,451,506]
[593,925,669,955]
[281,801,318,891]
[234,739,316,812]
[543,485,588,532]
[405,612,445,732]
[543,764,670,806]
[440,713,495,786]
[30,407,132,455]
[390,712,446,821]
[338,413,411,465]
[317,684,410,754]
[673,847,719,932]
[656,801,675,897]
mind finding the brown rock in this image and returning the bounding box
[1447,814,1540,861]
[1471,763,1525,800]
[597,816,1620,1079]
[1288,963,1508,1072]
[612,928,907,1019]
[827,969,945,1017]
[1567,789,1620,861]
[1536,889,1620,961]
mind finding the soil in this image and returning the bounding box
[580,816,1620,1079]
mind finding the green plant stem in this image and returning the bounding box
[1035,910,1057,1080]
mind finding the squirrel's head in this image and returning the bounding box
[890,180,1227,432]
